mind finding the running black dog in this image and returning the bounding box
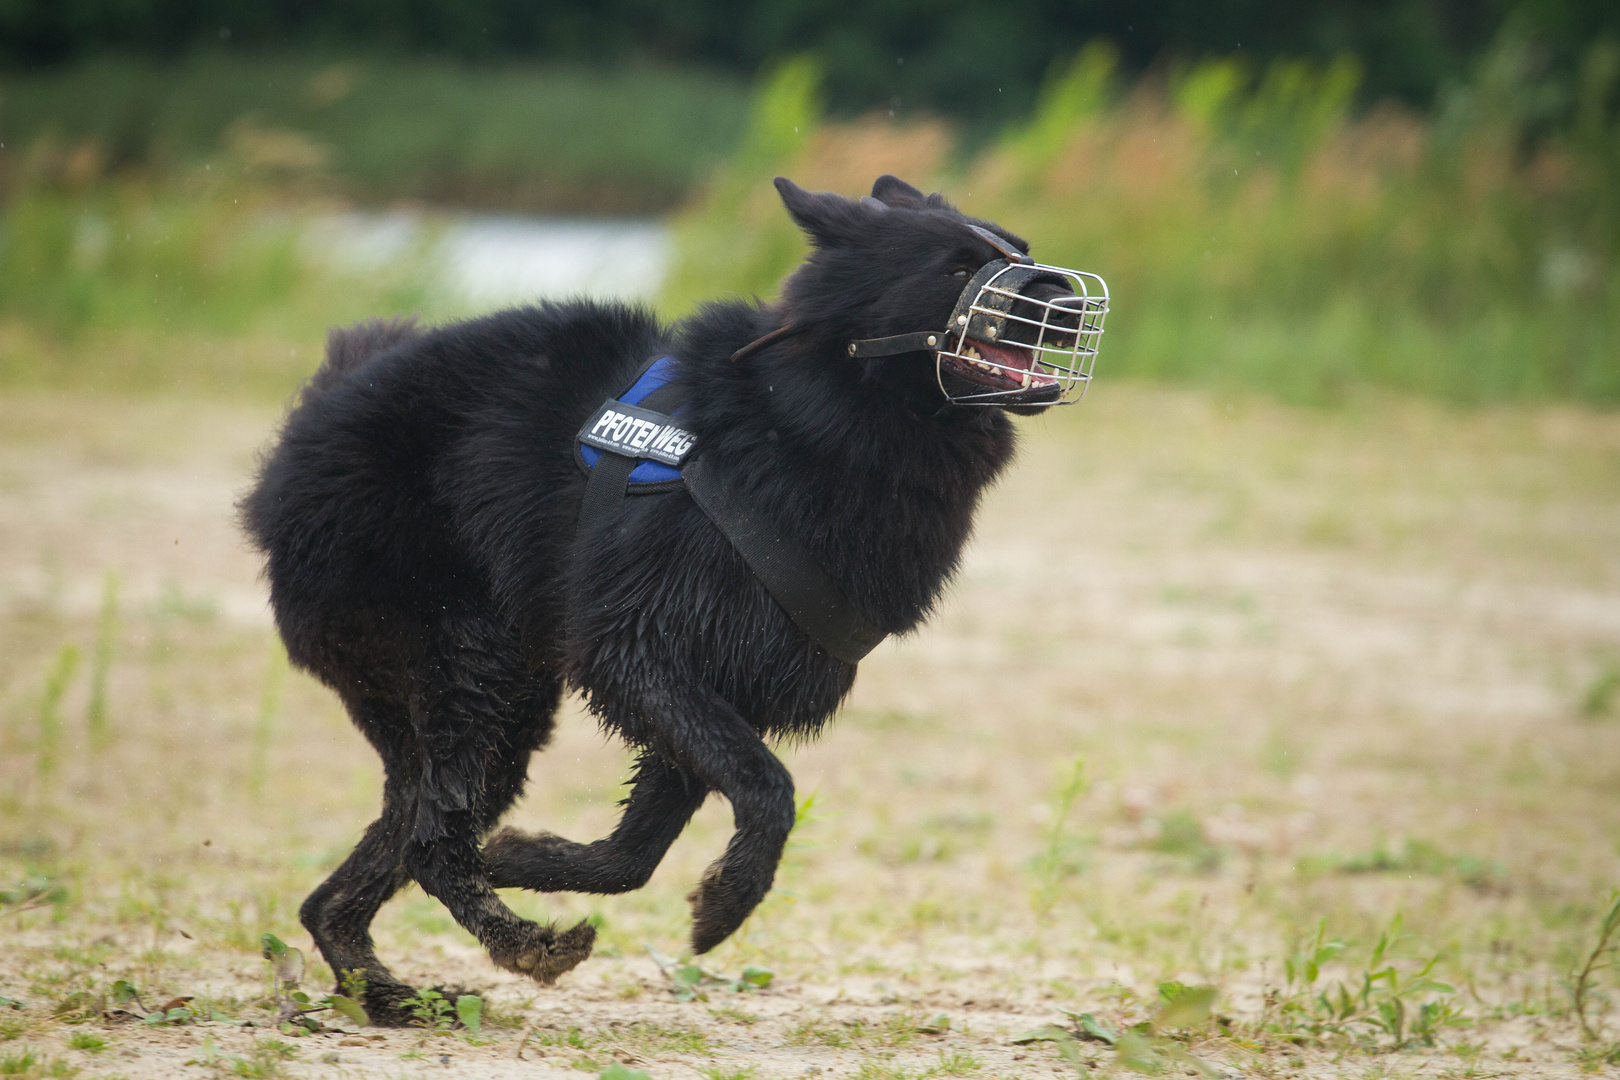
[242,174,1102,1023]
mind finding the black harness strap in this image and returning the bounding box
[574,358,886,666]
[576,453,637,541]
[682,456,884,665]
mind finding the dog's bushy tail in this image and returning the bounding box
[305,316,422,400]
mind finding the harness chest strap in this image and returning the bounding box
[680,457,886,664]
[574,359,885,666]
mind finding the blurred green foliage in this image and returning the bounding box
[3,28,1618,407]
[0,169,432,393]
[0,182,302,334]
[0,55,750,212]
[660,57,820,317]
[664,34,1620,405]
[0,176,441,334]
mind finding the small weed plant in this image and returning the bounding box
[96,980,239,1028]
[186,1035,300,1078]
[1263,916,1465,1047]
[230,1038,297,1079]
[398,987,482,1035]
[258,933,369,1034]
[1017,981,1221,1076]
[646,945,772,1002]
[597,1065,653,1080]
[0,1047,77,1079]
[1572,889,1620,1045]
[1029,757,1089,952]
[85,572,118,747]
[35,645,81,781]
[401,988,453,1031]
[931,1049,982,1075]
[701,1066,758,1080]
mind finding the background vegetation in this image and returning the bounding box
[669,39,1620,404]
[6,28,1615,404]
[0,55,750,212]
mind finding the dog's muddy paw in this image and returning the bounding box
[489,920,595,985]
[687,865,746,955]
[353,983,421,1028]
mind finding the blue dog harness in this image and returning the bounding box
[576,355,690,489]
[573,355,885,664]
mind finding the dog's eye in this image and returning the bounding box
[950,268,970,279]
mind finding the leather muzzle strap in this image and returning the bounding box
[846,331,942,358]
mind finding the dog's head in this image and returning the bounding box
[769,175,1106,414]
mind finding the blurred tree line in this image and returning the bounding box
[3,0,1616,129]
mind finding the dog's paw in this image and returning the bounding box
[488,919,596,985]
[352,982,423,1028]
[687,864,747,955]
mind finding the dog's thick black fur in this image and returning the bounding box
[242,175,1070,1023]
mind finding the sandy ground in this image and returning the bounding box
[2,382,1620,1079]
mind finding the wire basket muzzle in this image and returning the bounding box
[938,260,1109,405]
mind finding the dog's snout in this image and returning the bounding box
[1007,279,1081,346]
[1022,280,1074,305]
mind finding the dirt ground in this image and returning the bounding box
[2,381,1620,1079]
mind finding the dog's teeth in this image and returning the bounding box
[1021,371,1031,388]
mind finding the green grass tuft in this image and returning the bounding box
[36,644,82,780]
[85,572,118,748]
[62,1034,103,1054]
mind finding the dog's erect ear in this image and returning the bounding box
[870,174,927,209]
[775,176,866,246]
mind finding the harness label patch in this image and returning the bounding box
[579,399,695,466]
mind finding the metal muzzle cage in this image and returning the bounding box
[843,224,1109,407]
[936,258,1109,406]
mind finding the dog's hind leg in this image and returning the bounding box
[482,752,708,894]
[298,697,421,1025]
[403,618,594,984]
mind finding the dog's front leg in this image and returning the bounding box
[482,751,708,893]
[631,682,796,954]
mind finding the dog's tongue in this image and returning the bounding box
[976,339,1035,372]
[954,338,1059,391]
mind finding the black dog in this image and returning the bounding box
[242,174,1091,1023]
